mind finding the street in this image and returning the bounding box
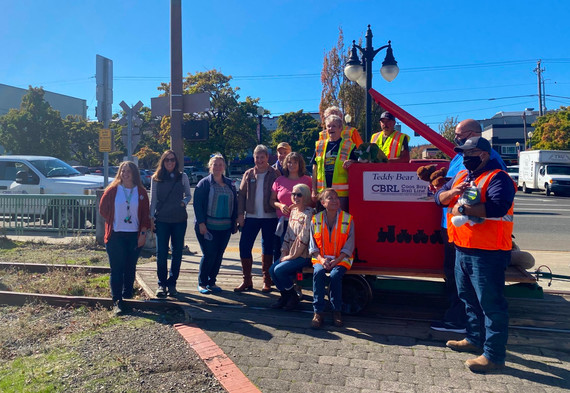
[513,192,570,252]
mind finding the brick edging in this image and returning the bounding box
[174,323,261,393]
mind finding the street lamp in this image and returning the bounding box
[257,106,264,144]
[344,25,399,141]
[528,131,533,150]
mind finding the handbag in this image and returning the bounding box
[143,230,157,251]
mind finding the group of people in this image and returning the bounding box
[99,107,515,373]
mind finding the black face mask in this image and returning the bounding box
[463,155,482,171]
[454,136,467,146]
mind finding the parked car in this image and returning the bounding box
[0,156,106,228]
[72,166,91,175]
[140,169,152,189]
[506,165,520,190]
[183,166,199,185]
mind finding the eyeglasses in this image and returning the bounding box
[164,157,176,163]
[292,193,303,197]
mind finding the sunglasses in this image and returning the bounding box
[164,157,176,163]
[292,192,303,197]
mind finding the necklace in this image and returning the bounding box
[122,185,134,224]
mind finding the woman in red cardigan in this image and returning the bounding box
[99,161,150,315]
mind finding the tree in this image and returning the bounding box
[65,115,102,166]
[157,70,259,165]
[319,28,384,138]
[531,106,570,150]
[438,116,459,143]
[0,87,70,158]
[271,111,320,161]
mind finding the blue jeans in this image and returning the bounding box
[273,220,289,263]
[455,248,510,364]
[270,256,310,291]
[442,228,467,327]
[313,263,347,313]
[239,217,278,258]
[195,225,232,287]
[156,220,187,288]
[105,231,141,302]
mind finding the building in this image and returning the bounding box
[0,83,87,118]
[480,110,538,165]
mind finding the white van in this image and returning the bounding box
[0,156,106,227]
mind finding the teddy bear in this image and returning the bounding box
[416,164,448,189]
[450,181,485,227]
[353,142,388,163]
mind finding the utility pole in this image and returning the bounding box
[534,60,544,116]
[170,0,184,169]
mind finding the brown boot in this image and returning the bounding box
[465,355,504,373]
[333,311,343,327]
[261,254,273,292]
[234,258,253,292]
[446,339,483,353]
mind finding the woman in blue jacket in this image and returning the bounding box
[193,153,238,293]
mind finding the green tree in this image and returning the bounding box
[64,115,102,166]
[0,87,70,158]
[319,28,383,138]
[531,106,570,150]
[272,110,320,161]
[157,70,259,165]
[438,116,459,143]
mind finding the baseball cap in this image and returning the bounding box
[276,142,291,151]
[380,111,395,121]
[454,136,491,153]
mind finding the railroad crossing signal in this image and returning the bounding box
[118,101,144,160]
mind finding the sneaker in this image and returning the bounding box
[167,286,179,296]
[113,300,124,315]
[197,285,211,294]
[156,286,168,298]
[206,285,222,293]
[430,321,467,334]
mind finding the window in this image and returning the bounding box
[501,146,517,155]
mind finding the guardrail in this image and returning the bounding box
[0,194,97,235]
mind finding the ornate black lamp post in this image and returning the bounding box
[344,25,399,141]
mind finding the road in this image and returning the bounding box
[512,192,570,251]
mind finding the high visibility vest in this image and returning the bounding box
[319,126,363,147]
[447,169,515,251]
[311,210,354,270]
[370,130,409,159]
[314,138,354,197]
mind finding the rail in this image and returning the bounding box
[0,194,97,235]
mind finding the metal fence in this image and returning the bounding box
[0,194,97,235]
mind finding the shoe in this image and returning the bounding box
[234,258,253,292]
[283,290,300,311]
[167,286,179,296]
[182,245,196,255]
[197,285,211,294]
[207,285,222,293]
[430,321,467,334]
[155,286,167,298]
[446,339,483,353]
[311,312,324,329]
[333,311,343,327]
[271,291,289,309]
[113,300,125,315]
[465,355,504,373]
[261,283,272,293]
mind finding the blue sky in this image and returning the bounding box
[1,0,569,146]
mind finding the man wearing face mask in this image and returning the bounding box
[435,136,516,373]
[430,119,506,336]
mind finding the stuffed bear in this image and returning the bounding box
[353,142,388,163]
[451,181,485,227]
[416,165,448,189]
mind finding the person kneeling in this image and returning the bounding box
[309,189,355,329]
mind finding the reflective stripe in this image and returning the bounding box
[311,211,354,269]
[371,131,407,159]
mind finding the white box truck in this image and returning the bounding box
[518,150,570,196]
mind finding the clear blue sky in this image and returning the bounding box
[2,0,569,146]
